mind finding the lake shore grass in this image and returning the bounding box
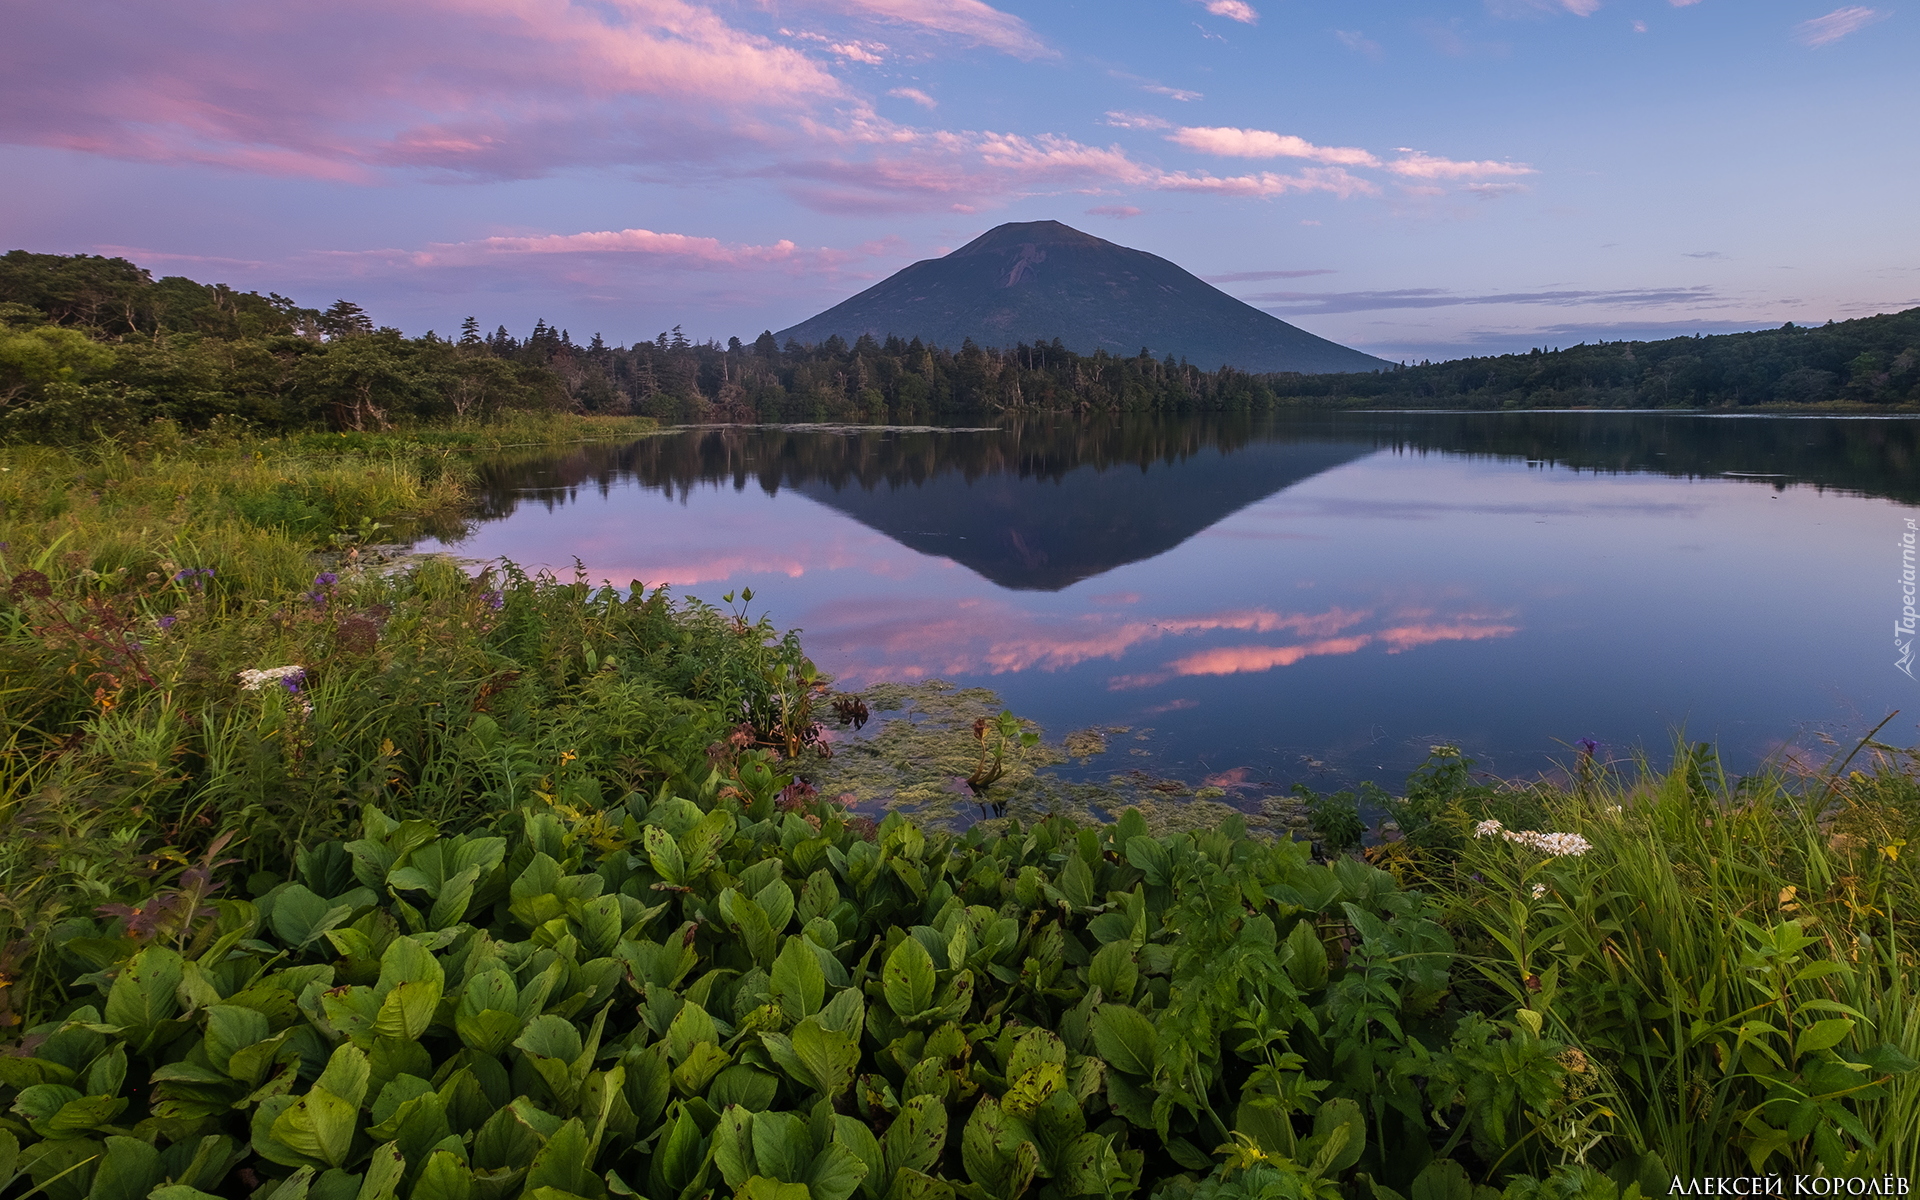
[1,414,1918,1192]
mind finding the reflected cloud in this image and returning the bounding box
[1168,635,1375,677]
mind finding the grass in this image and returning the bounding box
[1415,741,1920,1176]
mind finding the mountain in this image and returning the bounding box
[775,220,1387,375]
[791,438,1372,589]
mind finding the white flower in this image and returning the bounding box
[1474,819,1505,839]
[238,665,305,690]
[1530,883,1548,899]
[1502,829,1593,857]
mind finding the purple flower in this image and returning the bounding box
[279,670,306,695]
[1577,738,1599,757]
[157,615,178,630]
[482,590,504,611]
[313,572,339,588]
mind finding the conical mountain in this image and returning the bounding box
[775,220,1385,374]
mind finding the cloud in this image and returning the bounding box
[1466,182,1530,198]
[1333,29,1383,57]
[1794,6,1887,44]
[1164,636,1374,678]
[344,226,892,273]
[1388,152,1535,178]
[1632,19,1649,31]
[1143,84,1205,101]
[1168,126,1380,166]
[1103,111,1174,130]
[828,40,887,63]
[1491,0,1604,14]
[1246,285,1720,313]
[1,0,847,181]
[1087,205,1145,218]
[1206,269,1338,282]
[1203,1,1261,24]
[888,87,937,108]
[775,0,1051,56]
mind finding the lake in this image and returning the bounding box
[420,411,1920,797]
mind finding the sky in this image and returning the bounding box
[3,0,1916,361]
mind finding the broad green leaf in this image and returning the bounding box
[1124,838,1170,887]
[269,1087,359,1169]
[646,1105,707,1199]
[1089,1006,1155,1078]
[270,887,356,949]
[805,1143,867,1200]
[644,826,686,886]
[411,1152,474,1200]
[203,1006,271,1075]
[1409,1159,1473,1200]
[739,1181,809,1200]
[1086,943,1136,1004]
[883,1169,953,1200]
[1795,1018,1856,1057]
[1002,1061,1064,1118]
[1308,1097,1365,1175]
[104,946,184,1042]
[792,1020,861,1099]
[356,1143,405,1200]
[84,1135,160,1200]
[316,1044,371,1109]
[751,1111,813,1183]
[831,1116,883,1200]
[772,938,827,1021]
[882,939,935,1019]
[883,1095,947,1179]
[713,1107,757,1188]
[13,1085,127,1139]
[709,1067,780,1113]
[526,1120,599,1199]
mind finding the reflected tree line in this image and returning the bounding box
[465,410,1920,526]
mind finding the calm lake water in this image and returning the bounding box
[421,412,1920,792]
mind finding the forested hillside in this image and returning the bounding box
[1272,309,1920,408]
[5,250,1917,443]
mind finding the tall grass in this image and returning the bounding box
[1430,741,1920,1176]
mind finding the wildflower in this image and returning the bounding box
[1577,738,1598,756]
[481,590,505,611]
[1474,819,1505,839]
[157,615,178,630]
[313,572,339,588]
[1502,829,1593,857]
[238,665,306,691]
[1531,883,1548,899]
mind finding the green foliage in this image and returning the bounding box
[1265,309,1920,409]
[0,776,1618,1199]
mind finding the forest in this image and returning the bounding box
[13,250,1913,439]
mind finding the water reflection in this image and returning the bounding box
[430,412,1920,788]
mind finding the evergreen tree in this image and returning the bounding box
[459,316,481,346]
[317,299,374,340]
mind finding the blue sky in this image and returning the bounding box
[3,0,1915,360]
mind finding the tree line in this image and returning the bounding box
[4,249,1916,442]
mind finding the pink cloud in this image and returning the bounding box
[1103,111,1174,130]
[776,0,1051,56]
[888,87,939,108]
[1166,636,1375,678]
[0,0,845,180]
[1087,205,1145,218]
[1169,126,1380,166]
[1387,152,1535,179]
[1203,1,1261,23]
[1376,621,1520,653]
[1794,6,1887,44]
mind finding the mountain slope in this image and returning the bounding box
[776,220,1386,375]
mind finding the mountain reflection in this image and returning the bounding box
[461,412,1920,591]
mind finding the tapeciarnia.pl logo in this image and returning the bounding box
[1899,517,1917,679]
